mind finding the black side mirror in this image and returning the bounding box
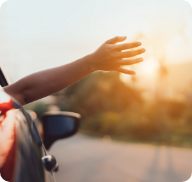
[42,111,81,150]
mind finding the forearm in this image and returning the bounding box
[4,36,145,105]
[4,55,93,105]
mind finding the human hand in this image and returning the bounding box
[88,36,145,75]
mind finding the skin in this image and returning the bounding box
[3,36,145,105]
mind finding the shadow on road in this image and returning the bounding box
[142,147,182,182]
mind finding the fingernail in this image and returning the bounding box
[120,36,127,39]
[136,42,141,45]
[137,58,143,61]
[131,72,136,75]
[141,48,146,52]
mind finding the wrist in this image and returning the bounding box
[81,54,97,73]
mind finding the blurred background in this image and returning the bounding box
[1,0,192,181]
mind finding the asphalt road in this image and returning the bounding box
[49,133,192,182]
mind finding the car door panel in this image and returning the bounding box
[0,91,45,182]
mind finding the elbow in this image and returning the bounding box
[3,83,33,106]
[21,89,33,105]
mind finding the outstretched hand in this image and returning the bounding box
[4,36,146,105]
[88,36,145,75]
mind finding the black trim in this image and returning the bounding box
[0,67,8,87]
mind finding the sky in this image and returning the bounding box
[0,0,192,82]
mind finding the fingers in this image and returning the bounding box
[120,48,145,58]
[105,36,127,44]
[118,57,143,65]
[115,42,141,51]
[115,67,136,75]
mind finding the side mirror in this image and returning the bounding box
[42,111,81,150]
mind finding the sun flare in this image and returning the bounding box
[137,58,159,76]
[120,58,158,84]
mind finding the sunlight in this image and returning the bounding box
[120,58,158,84]
[141,62,157,75]
[142,64,155,74]
[137,58,159,75]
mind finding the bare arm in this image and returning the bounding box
[4,36,145,105]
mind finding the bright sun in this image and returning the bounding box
[137,58,158,75]
[120,58,158,83]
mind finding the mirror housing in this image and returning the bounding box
[42,111,81,150]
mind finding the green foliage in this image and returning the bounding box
[55,72,192,143]
[61,71,143,114]
[28,71,192,145]
[30,102,48,119]
[167,100,186,119]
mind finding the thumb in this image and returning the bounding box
[105,36,127,44]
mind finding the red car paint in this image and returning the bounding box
[0,93,16,181]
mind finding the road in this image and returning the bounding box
[49,133,192,182]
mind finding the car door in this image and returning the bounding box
[0,67,46,182]
[0,66,80,182]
